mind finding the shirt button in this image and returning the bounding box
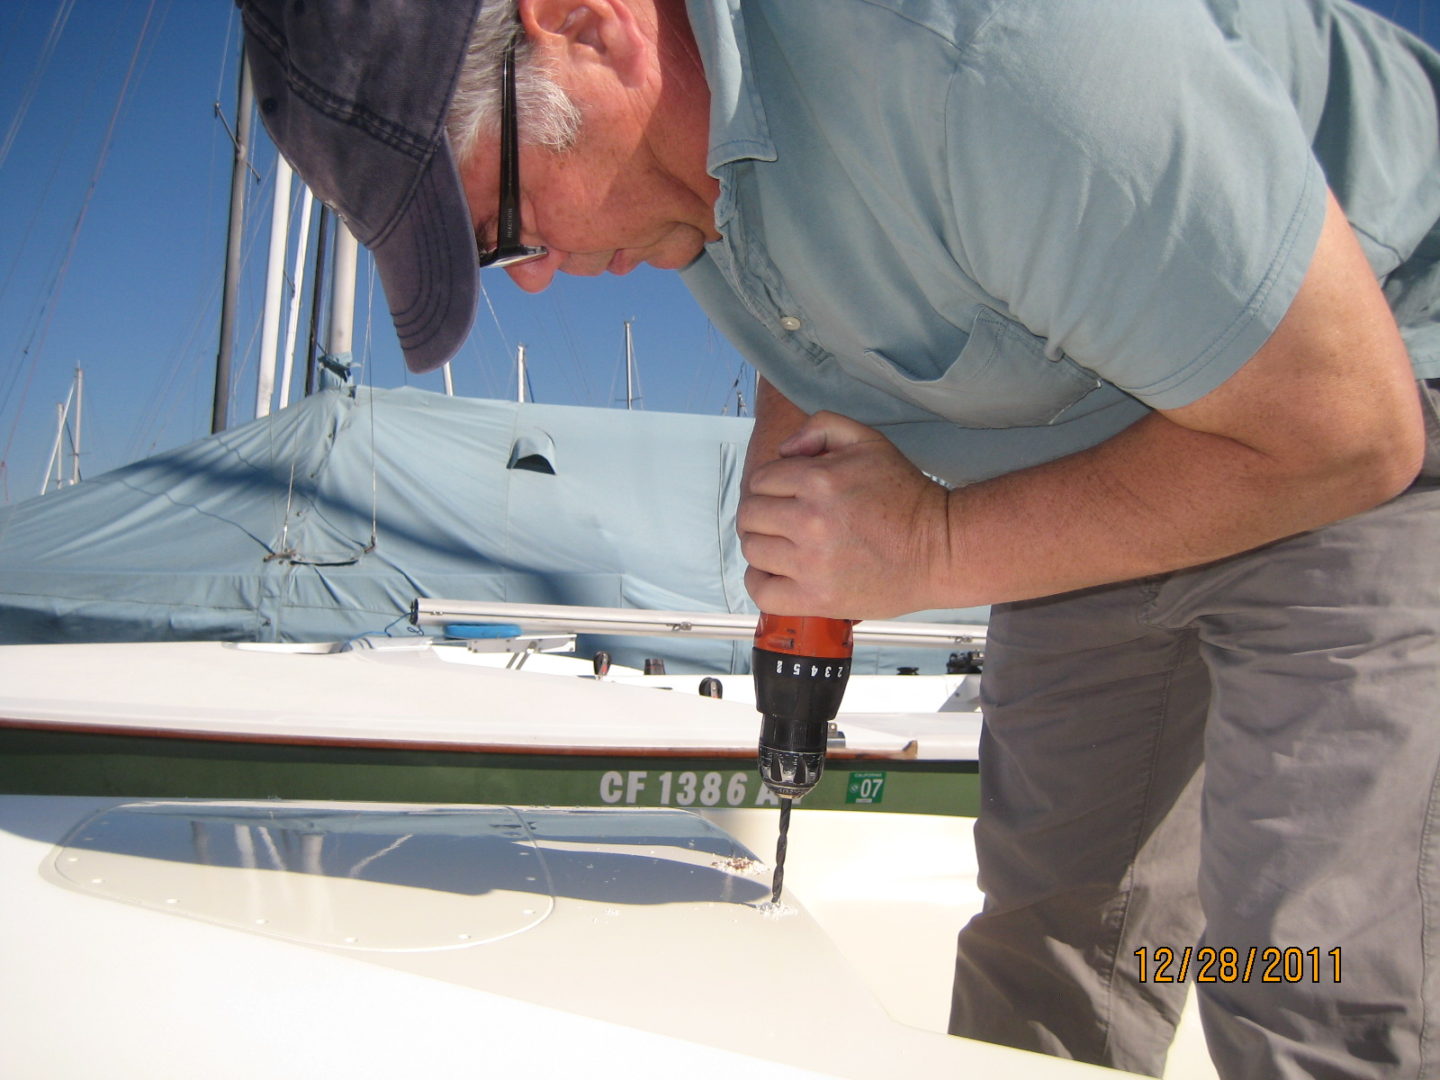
[779,315,803,332]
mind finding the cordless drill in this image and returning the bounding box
[752,612,855,904]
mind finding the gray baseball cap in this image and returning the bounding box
[239,0,485,374]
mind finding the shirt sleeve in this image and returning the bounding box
[944,0,1328,409]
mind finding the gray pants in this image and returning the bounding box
[950,383,1440,1078]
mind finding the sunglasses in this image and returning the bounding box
[476,37,548,269]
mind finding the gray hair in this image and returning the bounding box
[445,3,583,164]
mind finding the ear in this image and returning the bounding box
[519,0,649,86]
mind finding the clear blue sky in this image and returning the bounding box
[0,0,1434,503]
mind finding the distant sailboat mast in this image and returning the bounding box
[40,367,82,496]
[623,319,641,410]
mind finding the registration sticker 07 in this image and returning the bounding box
[846,772,886,805]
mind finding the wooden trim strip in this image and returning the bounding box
[0,715,918,761]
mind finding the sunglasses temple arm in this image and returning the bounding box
[496,43,523,245]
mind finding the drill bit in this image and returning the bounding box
[771,796,792,905]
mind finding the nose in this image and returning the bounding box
[506,248,565,293]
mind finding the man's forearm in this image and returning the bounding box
[939,406,1412,608]
[744,377,810,490]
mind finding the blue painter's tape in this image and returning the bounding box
[445,622,525,640]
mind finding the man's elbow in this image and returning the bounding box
[1332,403,1426,511]
[1262,388,1427,526]
[1370,421,1426,498]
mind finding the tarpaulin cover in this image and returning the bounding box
[0,387,984,673]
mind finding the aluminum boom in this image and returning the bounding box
[410,599,985,649]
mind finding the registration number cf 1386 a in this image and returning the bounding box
[599,769,778,807]
[597,769,889,808]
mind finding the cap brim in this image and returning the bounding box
[370,139,479,375]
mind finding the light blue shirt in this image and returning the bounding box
[681,0,1440,484]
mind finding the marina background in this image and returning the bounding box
[0,0,1432,502]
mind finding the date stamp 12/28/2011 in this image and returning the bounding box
[1136,946,1341,984]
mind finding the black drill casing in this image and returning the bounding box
[753,646,851,797]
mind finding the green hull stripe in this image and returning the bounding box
[0,728,980,817]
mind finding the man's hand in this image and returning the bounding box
[738,411,952,618]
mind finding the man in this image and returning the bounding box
[240,0,1440,1075]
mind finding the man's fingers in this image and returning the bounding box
[744,566,833,619]
[776,411,875,459]
[736,489,807,539]
[745,453,849,503]
[738,527,790,570]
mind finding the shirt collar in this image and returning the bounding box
[684,0,777,177]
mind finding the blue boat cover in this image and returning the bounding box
[0,387,985,673]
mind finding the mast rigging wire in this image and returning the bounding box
[0,0,77,172]
[0,0,164,493]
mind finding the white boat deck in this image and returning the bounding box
[0,640,968,759]
[0,638,1216,1078]
[1,795,1157,1079]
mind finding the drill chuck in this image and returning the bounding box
[752,614,855,801]
[756,741,826,799]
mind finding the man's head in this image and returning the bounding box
[240,0,716,375]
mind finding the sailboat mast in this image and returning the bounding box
[278,187,314,410]
[255,156,293,419]
[39,369,82,496]
[624,319,635,410]
[212,44,254,434]
[304,205,331,397]
[328,221,358,369]
[71,367,82,486]
[43,401,66,496]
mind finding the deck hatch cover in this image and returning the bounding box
[46,802,556,951]
[45,802,768,952]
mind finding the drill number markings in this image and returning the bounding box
[599,770,782,807]
[1136,946,1342,984]
[773,660,847,678]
